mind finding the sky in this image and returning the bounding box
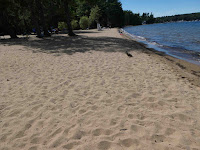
[120,0,200,17]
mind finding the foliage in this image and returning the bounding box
[58,22,67,30]
[123,11,156,26]
[71,20,79,29]
[146,13,155,24]
[76,0,124,28]
[79,16,89,29]
[89,6,101,24]
[156,13,200,23]
[0,0,160,38]
[141,13,155,24]
[76,0,91,17]
[105,0,124,27]
[124,10,142,26]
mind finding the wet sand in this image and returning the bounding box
[0,29,200,150]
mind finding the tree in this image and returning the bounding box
[89,5,101,26]
[35,0,51,37]
[124,10,142,26]
[29,0,42,37]
[62,0,76,36]
[146,13,155,24]
[106,0,124,27]
[76,0,91,17]
[0,0,19,38]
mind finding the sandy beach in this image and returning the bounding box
[0,28,200,150]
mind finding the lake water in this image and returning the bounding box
[123,21,200,65]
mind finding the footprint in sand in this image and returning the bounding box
[63,141,81,149]
[98,141,112,150]
[72,130,86,140]
[28,146,38,150]
[130,124,146,136]
[120,138,139,148]
[92,128,113,136]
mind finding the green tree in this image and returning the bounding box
[146,13,155,24]
[124,10,142,26]
[105,0,124,27]
[89,5,101,26]
[76,0,91,17]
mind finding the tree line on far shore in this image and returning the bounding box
[155,13,200,23]
[0,0,157,38]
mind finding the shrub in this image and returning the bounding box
[58,22,67,30]
[79,16,89,29]
[71,20,79,29]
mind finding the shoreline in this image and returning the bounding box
[121,22,200,67]
[120,28,200,87]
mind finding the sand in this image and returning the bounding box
[0,28,200,150]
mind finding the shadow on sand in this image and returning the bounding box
[0,33,149,55]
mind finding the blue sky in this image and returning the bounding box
[120,0,200,17]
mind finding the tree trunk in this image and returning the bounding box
[29,0,42,38]
[8,27,18,38]
[1,12,18,38]
[63,0,75,36]
[35,0,50,37]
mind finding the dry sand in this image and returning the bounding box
[0,29,200,150]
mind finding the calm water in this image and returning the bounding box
[123,21,200,65]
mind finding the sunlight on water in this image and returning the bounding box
[123,21,200,65]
